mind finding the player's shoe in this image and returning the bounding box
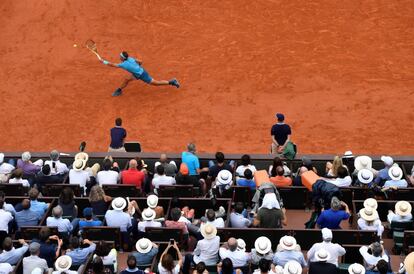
[112,88,122,96]
[169,78,180,88]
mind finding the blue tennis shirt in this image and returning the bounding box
[117,57,144,75]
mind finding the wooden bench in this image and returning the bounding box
[158,185,194,197]
[0,184,28,196]
[102,184,141,197]
[82,226,122,249]
[42,184,82,197]
[20,226,58,240]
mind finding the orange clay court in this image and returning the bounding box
[0,0,413,154]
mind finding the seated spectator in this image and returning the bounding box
[23,242,49,274]
[342,151,355,175]
[219,237,250,268]
[235,154,257,181]
[69,158,90,191]
[230,202,251,228]
[388,201,412,223]
[359,242,389,270]
[74,152,100,178]
[34,227,63,268]
[175,163,199,186]
[353,156,377,177]
[97,158,119,185]
[181,143,209,177]
[383,166,407,189]
[0,191,15,216]
[121,159,145,188]
[348,263,366,274]
[158,241,183,274]
[45,150,69,175]
[66,237,96,266]
[269,157,291,177]
[89,185,112,216]
[308,249,337,274]
[47,205,73,234]
[254,193,286,228]
[325,156,347,177]
[89,256,109,274]
[0,238,28,265]
[367,259,392,274]
[270,166,292,187]
[17,151,43,177]
[35,165,63,189]
[208,152,234,182]
[253,258,283,274]
[0,153,15,183]
[94,241,118,272]
[105,197,132,233]
[316,197,350,229]
[132,238,158,266]
[154,154,177,177]
[165,207,189,235]
[52,255,77,274]
[236,169,256,191]
[404,252,414,274]
[374,156,394,185]
[214,170,234,195]
[203,208,225,228]
[356,169,374,187]
[146,194,165,220]
[273,236,307,268]
[250,236,274,265]
[152,165,176,192]
[58,187,78,219]
[0,200,13,233]
[410,165,414,186]
[282,260,302,274]
[358,207,384,237]
[193,262,209,274]
[307,228,345,266]
[9,168,30,187]
[324,166,352,187]
[137,208,162,232]
[15,199,41,228]
[218,258,242,274]
[79,207,102,231]
[120,255,145,274]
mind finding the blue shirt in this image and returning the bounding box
[273,250,307,267]
[132,247,158,265]
[181,152,200,176]
[384,179,408,188]
[374,167,391,185]
[317,209,350,229]
[0,245,29,265]
[237,179,256,191]
[110,127,127,149]
[117,57,144,76]
[79,219,103,231]
[30,200,48,218]
[35,241,56,267]
[15,209,41,228]
[66,243,96,265]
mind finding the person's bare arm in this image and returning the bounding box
[173,242,183,267]
[282,208,288,226]
[341,201,351,215]
[101,59,119,67]
[272,135,279,146]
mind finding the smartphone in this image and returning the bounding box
[169,239,175,244]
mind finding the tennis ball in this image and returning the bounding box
[73,44,77,47]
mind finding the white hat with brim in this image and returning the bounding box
[111,197,127,211]
[389,166,403,181]
[381,156,394,167]
[396,201,412,217]
[348,263,365,274]
[283,260,302,274]
[200,223,217,240]
[237,238,246,252]
[358,169,374,184]
[255,236,272,255]
[315,249,331,262]
[55,255,72,272]
[321,228,332,240]
[216,170,233,186]
[404,251,414,274]
[274,265,284,274]
[73,159,87,171]
[354,156,372,171]
[279,236,297,251]
[0,153,4,164]
[343,151,354,159]
[142,208,156,221]
[363,198,378,210]
[75,152,89,162]
[147,195,158,209]
[359,207,378,222]
[136,238,152,254]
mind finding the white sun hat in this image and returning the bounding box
[395,201,412,217]
[147,194,159,209]
[216,170,233,186]
[359,207,378,222]
[381,156,394,167]
[254,236,272,255]
[283,260,302,274]
[142,208,156,221]
[358,169,374,184]
[279,236,297,251]
[73,159,87,171]
[388,166,403,180]
[354,156,372,171]
[55,255,72,272]
[135,238,153,254]
[315,248,331,262]
[348,263,366,274]
[363,198,378,210]
[237,238,246,252]
[111,197,127,211]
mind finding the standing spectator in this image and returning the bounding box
[358,207,384,237]
[270,166,292,187]
[154,154,177,177]
[383,166,408,189]
[235,154,257,181]
[23,242,49,274]
[307,228,346,266]
[0,200,13,234]
[132,238,159,266]
[97,158,119,185]
[152,165,176,192]
[120,255,145,274]
[137,208,162,232]
[69,159,90,192]
[219,237,250,268]
[230,202,251,228]
[78,208,102,232]
[254,193,286,228]
[66,237,96,266]
[270,113,291,155]
[0,238,28,265]
[15,199,41,228]
[308,249,337,274]
[273,236,307,268]
[0,153,15,183]
[53,255,77,274]
[35,227,63,268]
[89,185,112,216]
[108,117,127,152]
[387,201,412,223]
[121,159,145,189]
[181,143,209,177]
[250,236,274,265]
[236,169,256,191]
[374,156,394,185]
[158,241,183,274]
[207,152,233,181]
[46,206,73,234]
[105,197,132,233]
[9,168,30,187]
[316,197,350,229]
[359,242,389,270]
[45,150,69,175]
[17,152,43,177]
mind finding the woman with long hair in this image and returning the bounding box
[89,185,112,216]
[268,157,290,177]
[326,156,344,177]
[58,187,77,219]
[158,240,183,274]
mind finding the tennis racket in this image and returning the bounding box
[85,39,102,61]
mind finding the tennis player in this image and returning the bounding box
[101,51,180,96]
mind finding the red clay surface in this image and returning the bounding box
[1,0,414,154]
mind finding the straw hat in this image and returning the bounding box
[237,238,246,252]
[142,208,156,221]
[343,151,354,159]
[73,159,87,171]
[348,263,365,274]
[358,169,374,184]
[389,166,403,180]
[75,152,89,162]
[354,156,372,171]
[136,238,152,254]
[147,195,158,209]
[254,236,272,255]
[216,170,232,185]
[359,207,378,222]
[404,251,414,274]
[395,201,412,217]
[111,197,127,211]
[279,236,297,251]
[55,255,72,272]
[363,198,378,210]
[283,260,302,274]
[274,265,284,274]
[315,249,331,262]
[200,224,217,240]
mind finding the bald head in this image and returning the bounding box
[228,237,237,251]
[129,159,137,169]
[52,206,63,218]
[21,199,31,210]
[160,154,167,163]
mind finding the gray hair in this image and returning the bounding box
[50,150,59,161]
[331,197,341,210]
[187,143,196,153]
[52,205,63,218]
[22,151,31,162]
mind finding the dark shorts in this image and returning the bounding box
[133,70,152,84]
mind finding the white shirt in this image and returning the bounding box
[137,220,162,232]
[206,218,225,228]
[46,217,72,233]
[357,218,384,237]
[8,178,30,187]
[0,263,13,274]
[388,212,413,223]
[307,241,346,266]
[0,210,13,233]
[158,263,180,274]
[178,216,191,224]
[69,169,90,188]
[235,165,257,179]
[230,212,251,228]
[193,236,220,265]
[219,248,250,267]
[152,175,176,189]
[325,176,352,187]
[0,163,14,175]
[359,246,388,268]
[45,160,69,175]
[268,165,291,176]
[105,210,131,232]
[97,170,119,185]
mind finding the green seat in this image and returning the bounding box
[391,221,413,254]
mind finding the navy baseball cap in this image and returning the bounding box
[83,207,93,217]
[276,113,285,121]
